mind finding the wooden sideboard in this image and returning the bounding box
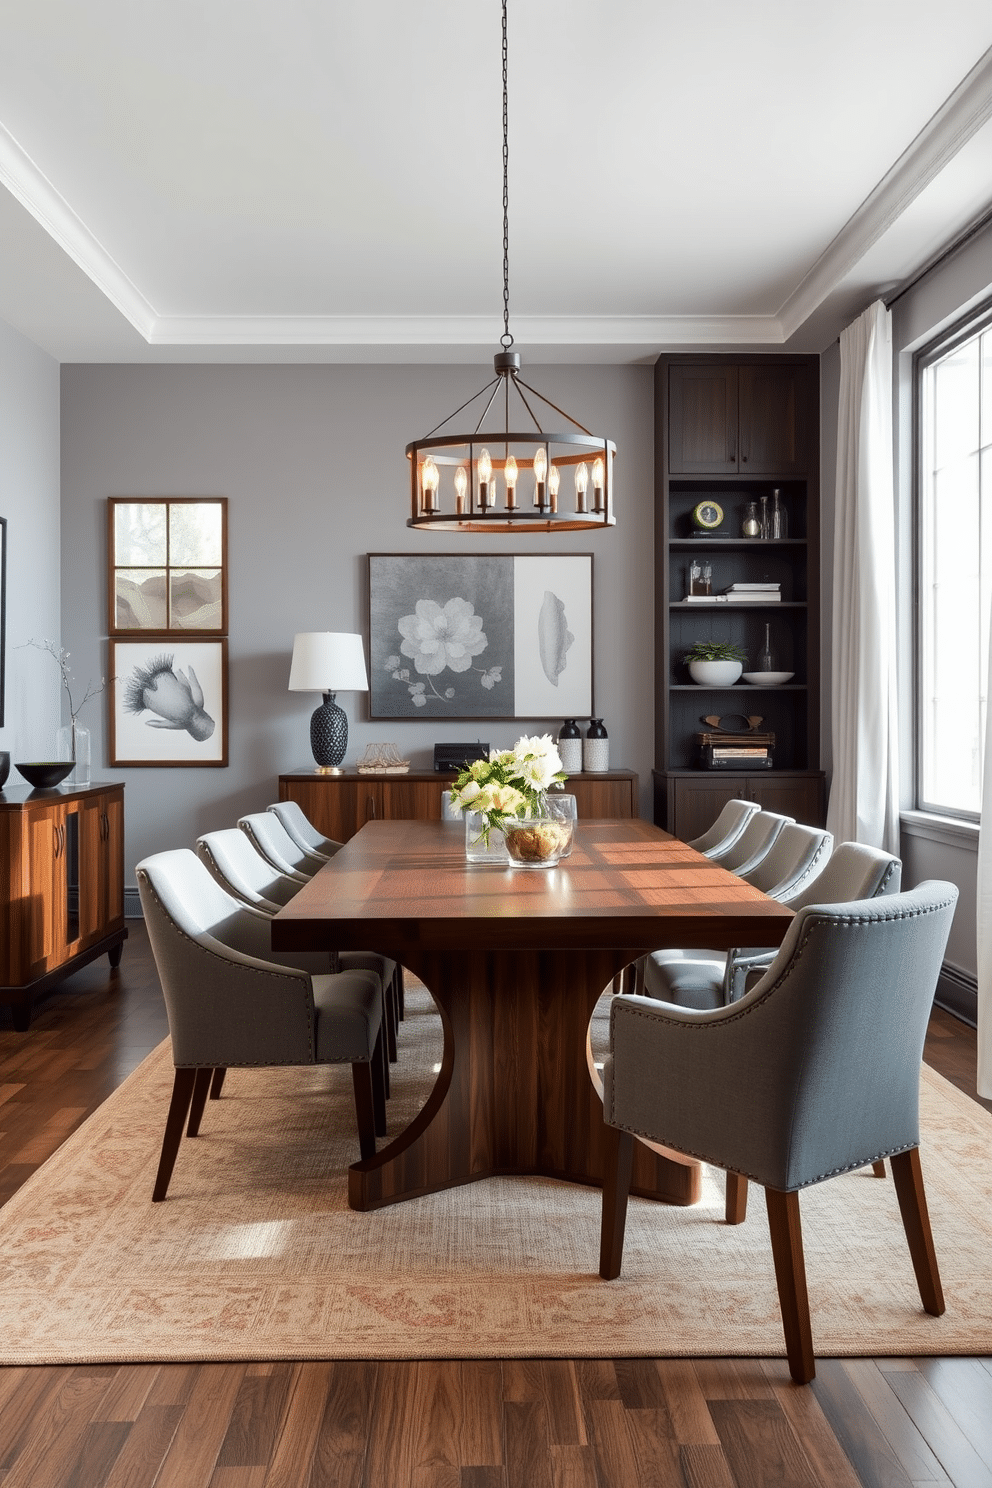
[0,781,127,1030]
[278,769,639,843]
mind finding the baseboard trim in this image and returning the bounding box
[935,963,977,1027]
[124,887,143,919]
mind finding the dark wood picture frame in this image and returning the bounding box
[368,552,594,720]
[108,497,229,636]
[109,636,229,766]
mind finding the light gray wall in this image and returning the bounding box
[0,317,61,763]
[891,216,992,981]
[60,362,654,882]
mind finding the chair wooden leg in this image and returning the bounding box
[185,1067,213,1137]
[385,974,398,1066]
[351,1062,377,1161]
[209,1067,226,1100]
[890,1147,945,1316]
[371,1031,388,1137]
[764,1187,816,1384]
[725,1171,749,1224]
[599,1127,635,1279]
[872,1159,887,1178]
[152,1068,197,1202]
[396,966,405,1020]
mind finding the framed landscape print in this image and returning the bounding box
[109,638,228,766]
[108,497,228,635]
[368,552,593,720]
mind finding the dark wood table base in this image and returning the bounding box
[348,944,700,1212]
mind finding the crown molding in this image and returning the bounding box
[0,121,157,338]
[145,311,785,350]
[778,44,992,341]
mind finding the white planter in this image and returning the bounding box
[688,659,743,687]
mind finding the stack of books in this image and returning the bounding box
[723,582,781,601]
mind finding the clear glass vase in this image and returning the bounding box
[56,721,91,787]
[464,811,508,863]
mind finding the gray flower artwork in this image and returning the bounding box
[369,554,592,720]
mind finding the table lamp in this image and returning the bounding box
[288,632,369,774]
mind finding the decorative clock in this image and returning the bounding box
[691,499,724,533]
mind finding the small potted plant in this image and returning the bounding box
[683,639,748,687]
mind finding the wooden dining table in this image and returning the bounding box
[271,817,794,1212]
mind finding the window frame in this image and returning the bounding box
[913,298,992,822]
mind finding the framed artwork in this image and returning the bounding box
[108,497,228,634]
[0,516,6,727]
[109,638,228,766]
[368,552,593,720]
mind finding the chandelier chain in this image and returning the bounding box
[500,0,513,349]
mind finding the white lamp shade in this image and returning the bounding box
[288,632,369,693]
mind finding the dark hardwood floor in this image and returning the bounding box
[2,924,991,1488]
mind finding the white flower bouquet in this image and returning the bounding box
[449,734,568,847]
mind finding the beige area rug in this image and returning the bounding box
[2,984,992,1365]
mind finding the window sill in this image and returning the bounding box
[900,810,979,850]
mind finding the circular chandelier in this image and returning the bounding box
[406,0,617,533]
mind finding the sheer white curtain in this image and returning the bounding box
[976,628,992,1096]
[826,300,900,853]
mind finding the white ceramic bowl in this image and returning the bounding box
[741,671,794,686]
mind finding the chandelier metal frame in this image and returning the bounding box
[406,0,616,533]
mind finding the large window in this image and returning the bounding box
[917,311,992,817]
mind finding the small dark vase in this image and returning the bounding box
[557,719,582,773]
[583,718,609,772]
[0,751,9,790]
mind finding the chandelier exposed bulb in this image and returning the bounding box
[421,456,440,512]
[478,448,493,508]
[592,457,605,513]
[504,455,518,509]
[548,464,560,512]
[533,447,548,509]
[454,465,468,514]
[574,462,589,514]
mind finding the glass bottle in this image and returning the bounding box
[756,623,776,673]
[56,720,91,787]
[771,488,788,540]
[701,562,712,595]
[759,494,770,539]
[742,501,760,538]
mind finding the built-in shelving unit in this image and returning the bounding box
[654,355,824,841]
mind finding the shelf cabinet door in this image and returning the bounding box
[25,801,76,979]
[739,365,806,474]
[78,790,126,950]
[657,772,825,840]
[668,365,739,473]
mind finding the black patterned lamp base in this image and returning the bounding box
[310,692,348,772]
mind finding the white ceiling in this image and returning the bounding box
[2,0,992,365]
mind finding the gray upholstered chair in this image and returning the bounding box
[707,807,794,876]
[599,880,958,1384]
[240,810,327,879]
[641,822,833,1008]
[686,798,760,857]
[136,849,388,1201]
[198,825,403,1072]
[197,826,306,912]
[267,799,343,861]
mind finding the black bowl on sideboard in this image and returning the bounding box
[15,761,74,789]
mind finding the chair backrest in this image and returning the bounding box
[266,800,340,859]
[740,822,833,903]
[196,827,300,911]
[239,811,320,878]
[732,882,959,1190]
[136,849,316,1066]
[717,809,794,875]
[792,840,901,911]
[687,798,760,857]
